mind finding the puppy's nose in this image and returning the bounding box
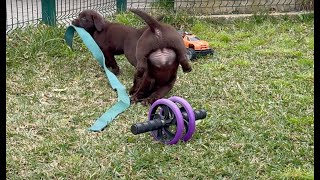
[71,19,79,25]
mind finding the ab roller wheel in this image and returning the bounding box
[130,96,207,145]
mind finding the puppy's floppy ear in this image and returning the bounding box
[92,14,104,32]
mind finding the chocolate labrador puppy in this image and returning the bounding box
[71,10,163,75]
[129,9,192,105]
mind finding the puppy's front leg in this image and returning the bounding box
[135,50,149,76]
[142,75,177,105]
[174,42,192,73]
[130,56,148,94]
[101,48,120,75]
[129,71,142,95]
[130,72,155,103]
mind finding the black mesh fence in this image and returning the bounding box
[6,0,313,33]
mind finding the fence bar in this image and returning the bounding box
[117,0,127,12]
[41,0,56,26]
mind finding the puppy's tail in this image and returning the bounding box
[130,9,161,33]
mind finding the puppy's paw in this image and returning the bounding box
[110,67,120,75]
[71,19,80,26]
[142,96,158,106]
[182,64,192,73]
[107,66,120,76]
[129,87,136,95]
[141,99,153,106]
[130,96,139,104]
[136,67,146,77]
[129,86,138,97]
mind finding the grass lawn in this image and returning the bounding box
[6,12,314,179]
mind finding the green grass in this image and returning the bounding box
[6,13,314,179]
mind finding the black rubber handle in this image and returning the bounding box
[181,109,207,120]
[131,109,207,135]
[195,109,207,119]
[131,118,164,135]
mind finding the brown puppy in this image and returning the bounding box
[72,10,163,75]
[129,9,192,105]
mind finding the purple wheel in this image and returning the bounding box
[168,96,196,142]
[148,99,184,145]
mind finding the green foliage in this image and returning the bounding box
[152,0,174,10]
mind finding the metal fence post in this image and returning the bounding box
[41,0,56,26]
[117,0,127,13]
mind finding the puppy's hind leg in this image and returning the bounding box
[173,41,192,73]
[129,72,141,95]
[129,66,149,95]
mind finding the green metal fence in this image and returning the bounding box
[6,0,313,33]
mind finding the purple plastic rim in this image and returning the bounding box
[168,96,196,142]
[148,98,184,145]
